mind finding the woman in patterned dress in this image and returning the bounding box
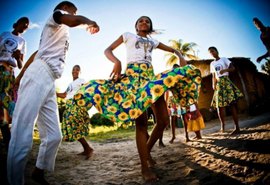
[58,65,93,159]
[208,46,243,134]
[65,16,201,182]
[0,17,29,149]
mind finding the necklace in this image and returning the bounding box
[142,37,149,59]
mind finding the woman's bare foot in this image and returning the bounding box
[142,168,158,182]
[219,129,225,133]
[169,137,175,144]
[230,129,240,135]
[148,156,156,168]
[159,141,166,148]
[84,148,94,160]
[77,148,94,160]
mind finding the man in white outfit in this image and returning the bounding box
[7,1,99,185]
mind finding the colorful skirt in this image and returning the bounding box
[61,99,90,142]
[211,76,243,108]
[0,66,15,118]
[66,63,201,124]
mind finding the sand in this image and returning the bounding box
[2,112,270,185]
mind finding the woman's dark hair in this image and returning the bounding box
[54,1,76,11]
[73,64,81,70]
[13,17,29,29]
[173,64,180,68]
[135,16,154,34]
[208,46,218,53]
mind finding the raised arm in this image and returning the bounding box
[104,35,124,80]
[157,42,187,67]
[55,12,99,34]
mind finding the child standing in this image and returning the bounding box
[208,46,243,134]
[57,65,93,160]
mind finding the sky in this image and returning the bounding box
[1,0,270,92]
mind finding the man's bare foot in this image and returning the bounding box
[32,167,50,185]
[142,168,158,182]
[169,137,175,144]
[230,129,240,135]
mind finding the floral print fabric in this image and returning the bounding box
[211,76,243,108]
[66,63,201,124]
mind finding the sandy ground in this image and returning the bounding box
[1,112,270,185]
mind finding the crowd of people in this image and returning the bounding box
[0,1,269,184]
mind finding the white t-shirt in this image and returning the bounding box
[210,57,231,77]
[123,32,159,64]
[0,31,26,67]
[65,78,85,100]
[35,10,70,79]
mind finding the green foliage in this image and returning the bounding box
[165,39,199,67]
[261,59,270,76]
[90,113,115,127]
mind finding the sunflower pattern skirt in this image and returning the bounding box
[65,63,201,125]
[62,99,90,141]
[211,76,243,108]
[0,66,15,121]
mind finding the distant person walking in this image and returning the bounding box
[7,1,99,185]
[253,17,270,63]
[208,46,243,135]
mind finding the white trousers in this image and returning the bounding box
[7,59,62,185]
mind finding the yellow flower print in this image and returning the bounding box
[141,63,147,71]
[190,83,196,91]
[129,109,138,119]
[108,115,116,123]
[121,77,130,84]
[163,76,176,88]
[180,99,186,107]
[180,90,187,97]
[98,86,107,93]
[114,92,123,103]
[141,72,148,78]
[118,112,129,121]
[155,73,161,79]
[136,109,143,117]
[107,106,117,113]
[188,99,194,105]
[85,87,95,94]
[126,68,134,76]
[93,94,102,104]
[151,84,164,98]
[185,78,192,84]
[139,91,147,101]
[122,100,132,109]
[96,80,106,84]
[143,99,152,107]
[195,76,201,84]
[77,100,86,106]
[96,105,103,113]
[74,93,82,100]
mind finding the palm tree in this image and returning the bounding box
[262,59,270,76]
[165,39,199,67]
